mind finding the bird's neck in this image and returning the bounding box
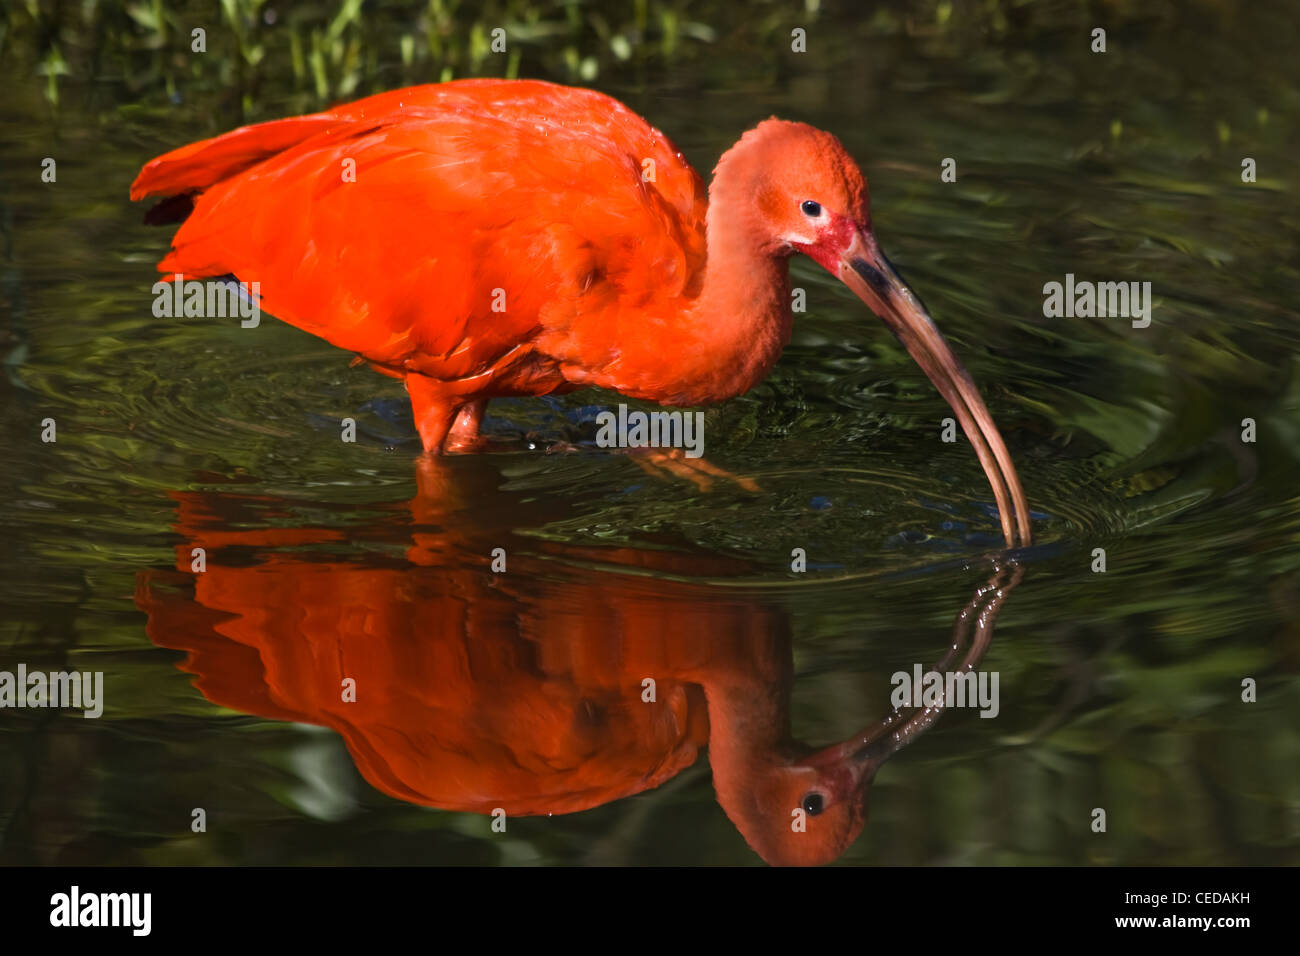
[704,677,790,762]
[663,212,793,405]
[700,671,798,818]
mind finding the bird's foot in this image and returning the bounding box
[523,434,759,492]
[622,447,761,493]
[442,433,494,453]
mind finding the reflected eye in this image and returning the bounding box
[801,792,825,816]
[800,200,822,218]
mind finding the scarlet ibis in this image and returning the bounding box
[133,79,1031,547]
[137,473,1019,866]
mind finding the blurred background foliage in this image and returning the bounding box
[6,0,761,109]
[6,0,1287,117]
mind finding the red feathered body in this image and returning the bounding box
[133,490,795,817]
[133,80,719,449]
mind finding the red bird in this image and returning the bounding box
[132,79,1031,546]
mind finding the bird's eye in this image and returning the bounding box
[801,792,825,816]
[800,200,822,218]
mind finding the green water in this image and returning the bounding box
[1,1,1298,865]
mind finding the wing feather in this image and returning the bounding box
[135,81,707,382]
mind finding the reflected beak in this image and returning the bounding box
[800,727,893,792]
[838,229,1032,548]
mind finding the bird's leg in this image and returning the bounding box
[444,399,488,453]
[405,374,454,454]
[625,448,761,493]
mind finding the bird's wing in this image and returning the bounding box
[134,81,707,378]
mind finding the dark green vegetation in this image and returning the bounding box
[1,0,1298,864]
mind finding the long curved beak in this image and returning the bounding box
[838,230,1032,548]
[798,718,899,792]
[797,559,1026,808]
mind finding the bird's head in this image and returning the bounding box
[713,119,1032,547]
[714,729,895,867]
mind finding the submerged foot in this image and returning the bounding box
[623,447,761,493]
[528,435,759,492]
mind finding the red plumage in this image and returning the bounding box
[133,78,1032,547]
[134,80,711,448]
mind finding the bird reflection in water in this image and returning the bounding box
[136,459,1023,866]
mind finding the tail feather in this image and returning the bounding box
[130,113,341,201]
